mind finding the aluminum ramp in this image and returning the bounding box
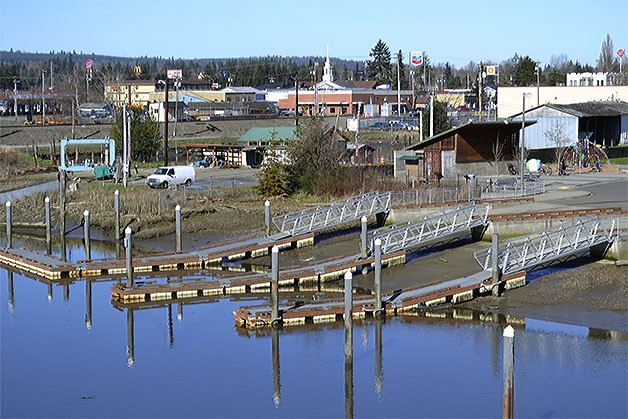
[473,215,617,275]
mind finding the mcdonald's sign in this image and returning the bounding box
[134,65,142,76]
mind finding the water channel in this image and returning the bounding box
[1,233,627,418]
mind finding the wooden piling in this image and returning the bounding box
[45,197,51,254]
[5,201,12,248]
[344,271,353,363]
[271,245,279,327]
[114,190,120,241]
[502,325,515,419]
[85,280,92,329]
[125,227,133,286]
[265,200,271,237]
[83,210,91,260]
[360,216,367,259]
[272,328,281,407]
[492,233,500,297]
[374,238,383,318]
[175,204,182,252]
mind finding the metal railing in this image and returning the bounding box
[390,186,483,206]
[474,215,617,275]
[369,201,490,255]
[481,179,546,200]
[272,191,391,236]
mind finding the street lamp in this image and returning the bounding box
[535,65,540,106]
[520,93,532,187]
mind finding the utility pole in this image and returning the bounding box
[294,78,299,127]
[535,65,540,107]
[13,79,18,120]
[478,62,483,122]
[397,51,401,116]
[164,79,169,166]
[42,71,45,124]
[520,93,527,187]
[429,94,434,138]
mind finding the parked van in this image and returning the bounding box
[146,166,195,189]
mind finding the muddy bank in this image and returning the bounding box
[460,261,628,333]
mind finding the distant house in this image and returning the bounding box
[238,126,297,166]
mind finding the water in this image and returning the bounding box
[1,240,627,418]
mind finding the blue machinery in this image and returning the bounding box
[59,137,116,173]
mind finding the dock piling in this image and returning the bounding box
[114,190,120,241]
[125,227,133,286]
[175,204,182,252]
[374,238,383,318]
[360,216,367,259]
[5,201,12,248]
[45,197,51,254]
[502,325,515,419]
[265,200,271,237]
[83,210,91,260]
[344,271,353,363]
[271,245,280,327]
[492,233,500,296]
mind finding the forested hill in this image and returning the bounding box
[0,49,362,91]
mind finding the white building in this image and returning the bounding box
[566,72,610,87]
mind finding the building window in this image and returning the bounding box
[330,107,336,114]
[342,107,347,114]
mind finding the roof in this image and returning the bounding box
[548,101,628,117]
[399,155,423,161]
[237,126,297,145]
[510,101,628,118]
[222,86,260,94]
[406,120,536,151]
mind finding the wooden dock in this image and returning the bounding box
[0,232,315,280]
[234,270,527,329]
[111,250,407,302]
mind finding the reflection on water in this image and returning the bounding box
[1,237,627,418]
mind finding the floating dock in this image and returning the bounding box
[234,270,527,329]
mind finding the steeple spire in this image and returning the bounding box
[323,45,333,82]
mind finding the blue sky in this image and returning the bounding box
[1,0,626,68]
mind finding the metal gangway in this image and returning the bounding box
[368,201,490,255]
[273,191,391,237]
[473,215,617,275]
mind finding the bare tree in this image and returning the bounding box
[491,133,504,176]
[598,34,618,72]
[544,121,570,173]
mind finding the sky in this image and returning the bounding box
[1,0,627,69]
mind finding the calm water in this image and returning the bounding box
[1,238,627,418]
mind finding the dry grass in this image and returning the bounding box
[3,182,318,241]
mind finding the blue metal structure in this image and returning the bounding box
[59,137,116,173]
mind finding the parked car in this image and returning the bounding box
[370,122,388,130]
[146,166,196,189]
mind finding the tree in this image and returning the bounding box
[491,133,505,177]
[392,49,409,89]
[544,121,570,170]
[597,34,618,72]
[287,116,344,196]
[421,100,451,137]
[256,145,292,196]
[110,105,161,162]
[366,39,392,86]
[513,55,537,86]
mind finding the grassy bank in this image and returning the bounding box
[3,181,323,241]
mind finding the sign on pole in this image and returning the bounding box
[617,48,625,58]
[410,51,424,67]
[85,59,93,70]
[167,69,183,79]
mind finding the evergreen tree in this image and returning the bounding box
[366,39,392,85]
[513,55,537,86]
[110,105,161,162]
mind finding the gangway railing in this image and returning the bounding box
[272,191,391,237]
[474,215,617,275]
[368,201,490,255]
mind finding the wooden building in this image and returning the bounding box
[402,121,535,181]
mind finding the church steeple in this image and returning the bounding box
[323,45,333,82]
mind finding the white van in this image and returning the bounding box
[146,166,196,189]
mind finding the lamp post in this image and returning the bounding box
[535,65,540,107]
[520,93,531,187]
